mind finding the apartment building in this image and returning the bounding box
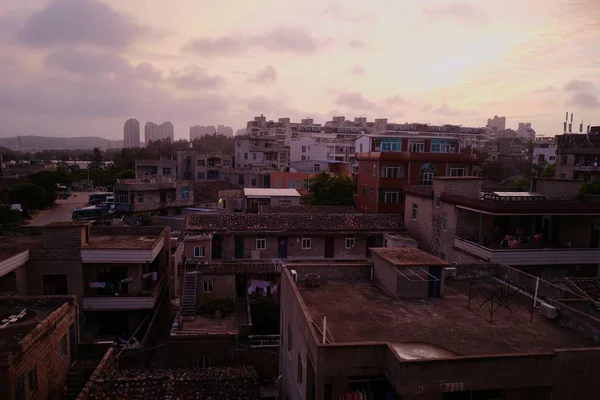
[235,134,289,170]
[124,118,140,148]
[404,177,600,280]
[533,137,557,165]
[0,295,78,400]
[184,212,404,261]
[177,150,234,182]
[279,260,600,400]
[135,158,178,180]
[355,137,477,214]
[555,130,600,181]
[114,177,194,213]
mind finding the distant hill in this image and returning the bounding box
[0,136,124,151]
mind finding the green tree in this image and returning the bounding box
[580,181,600,195]
[308,173,356,206]
[540,163,556,178]
[90,147,103,169]
[7,184,51,210]
[480,161,505,181]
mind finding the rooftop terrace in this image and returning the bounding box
[297,279,597,356]
[87,234,161,249]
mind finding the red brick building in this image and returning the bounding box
[355,137,477,214]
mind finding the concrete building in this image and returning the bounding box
[279,260,600,400]
[159,122,174,142]
[486,115,506,133]
[123,118,140,148]
[193,180,244,210]
[555,131,600,181]
[144,122,161,144]
[533,137,557,165]
[177,150,234,182]
[289,160,350,174]
[243,188,301,212]
[184,212,404,261]
[355,138,477,214]
[404,177,600,280]
[189,125,209,141]
[217,125,234,136]
[114,177,194,213]
[235,134,288,170]
[135,158,178,180]
[0,295,79,400]
[516,122,536,141]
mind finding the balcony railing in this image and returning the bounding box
[454,237,599,266]
[82,277,165,311]
[574,165,600,172]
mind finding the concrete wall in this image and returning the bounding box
[0,297,78,400]
[184,238,212,262]
[372,253,397,295]
[196,274,235,307]
[532,178,583,200]
[433,177,481,200]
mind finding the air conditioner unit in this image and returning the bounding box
[540,303,558,320]
[290,270,298,283]
[445,267,457,278]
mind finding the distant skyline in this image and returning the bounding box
[0,0,598,139]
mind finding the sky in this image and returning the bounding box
[0,0,599,140]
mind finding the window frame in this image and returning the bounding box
[256,235,267,250]
[194,246,206,257]
[441,213,448,231]
[412,204,418,220]
[301,236,311,249]
[345,235,355,249]
[203,279,213,293]
[28,367,37,393]
[60,335,68,357]
[197,355,212,368]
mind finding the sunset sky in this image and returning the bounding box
[0,0,598,139]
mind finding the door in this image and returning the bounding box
[324,236,334,258]
[427,266,442,298]
[366,235,377,257]
[236,275,247,298]
[69,323,78,363]
[212,235,222,259]
[234,235,244,259]
[278,236,288,259]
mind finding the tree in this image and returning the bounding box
[480,161,505,181]
[308,173,355,206]
[540,163,556,178]
[580,181,600,195]
[90,147,103,169]
[7,184,51,210]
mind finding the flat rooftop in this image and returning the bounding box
[0,302,60,354]
[0,236,42,262]
[370,247,447,267]
[297,279,597,356]
[87,234,161,249]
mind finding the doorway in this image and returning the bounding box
[278,236,288,259]
[366,236,377,256]
[234,235,244,259]
[236,275,247,298]
[324,237,334,258]
[212,235,223,259]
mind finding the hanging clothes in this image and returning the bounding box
[89,282,106,288]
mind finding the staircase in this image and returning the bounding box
[63,361,84,400]
[181,262,198,317]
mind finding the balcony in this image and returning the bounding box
[454,237,600,266]
[574,165,600,172]
[82,277,165,311]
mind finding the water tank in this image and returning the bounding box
[305,273,321,288]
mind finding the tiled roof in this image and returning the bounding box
[259,205,356,214]
[186,213,404,233]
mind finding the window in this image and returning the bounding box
[412,204,418,220]
[549,156,556,161]
[430,139,457,153]
[256,235,266,250]
[43,275,68,295]
[275,179,282,188]
[297,353,303,383]
[441,213,448,231]
[408,141,424,153]
[379,189,404,203]
[28,367,37,393]
[181,187,190,200]
[60,335,68,357]
[203,279,213,293]
[361,187,367,196]
[197,172,205,180]
[287,180,294,188]
[372,164,377,177]
[237,141,241,147]
[380,140,401,152]
[302,236,311,249]
[197,355,211,368]
[238,175,245,185]
[301,155,306,161]
[381,165,404,178]
[295,180,301,189]
[371,188,375,201]
[251,178,257,186]
[162,168,171,175]
[418,163,438,186]
[303,179,310,190]
[194,246,206,257]
[345,236,355,249]
[302,146,307,153]
[314,164,320,172]
[197,159,205,166]
[435,195,441,207]
[448,164,467,177]
[252,153,257,160]
[561,155,568,165]
[137,192,144,202]
[359,143,363,152]
[244,153,248,159]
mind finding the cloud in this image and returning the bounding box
[168,66,226,90]
[534,85,555,93]
[384,96,406,105]
[351,65,365,76]
[432,103,462,116]
[134,62,163,82]
[335,92,378,111]
[45,48,130,76]
[567,92,598,108]
[248,65,277,84]
[563,79,595,92]
[423,2,485,22]
[20,0,147,49]
[246,96,279,113]
[348,40,367,49]
[184,27,320,56]
[324,3,378,22]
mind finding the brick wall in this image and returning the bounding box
[42,226,87,249]
[404,194,434,253]
[433,177,482,199]
[184,238,212,261]
[27,249,83,297]
[1,296,78,400]
[532,178,583,200]
[76,347,116,400]
[196,274,235,306]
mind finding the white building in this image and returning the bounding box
[123,118,140,148]
[289,136,328,162]
[159,122,174,141]
[516,122,536,142]
[486,115,506,132]
[144,122,160,144]
[533,137,557,165]
[234,134,288,170]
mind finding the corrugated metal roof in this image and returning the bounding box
[243,188,301,197]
